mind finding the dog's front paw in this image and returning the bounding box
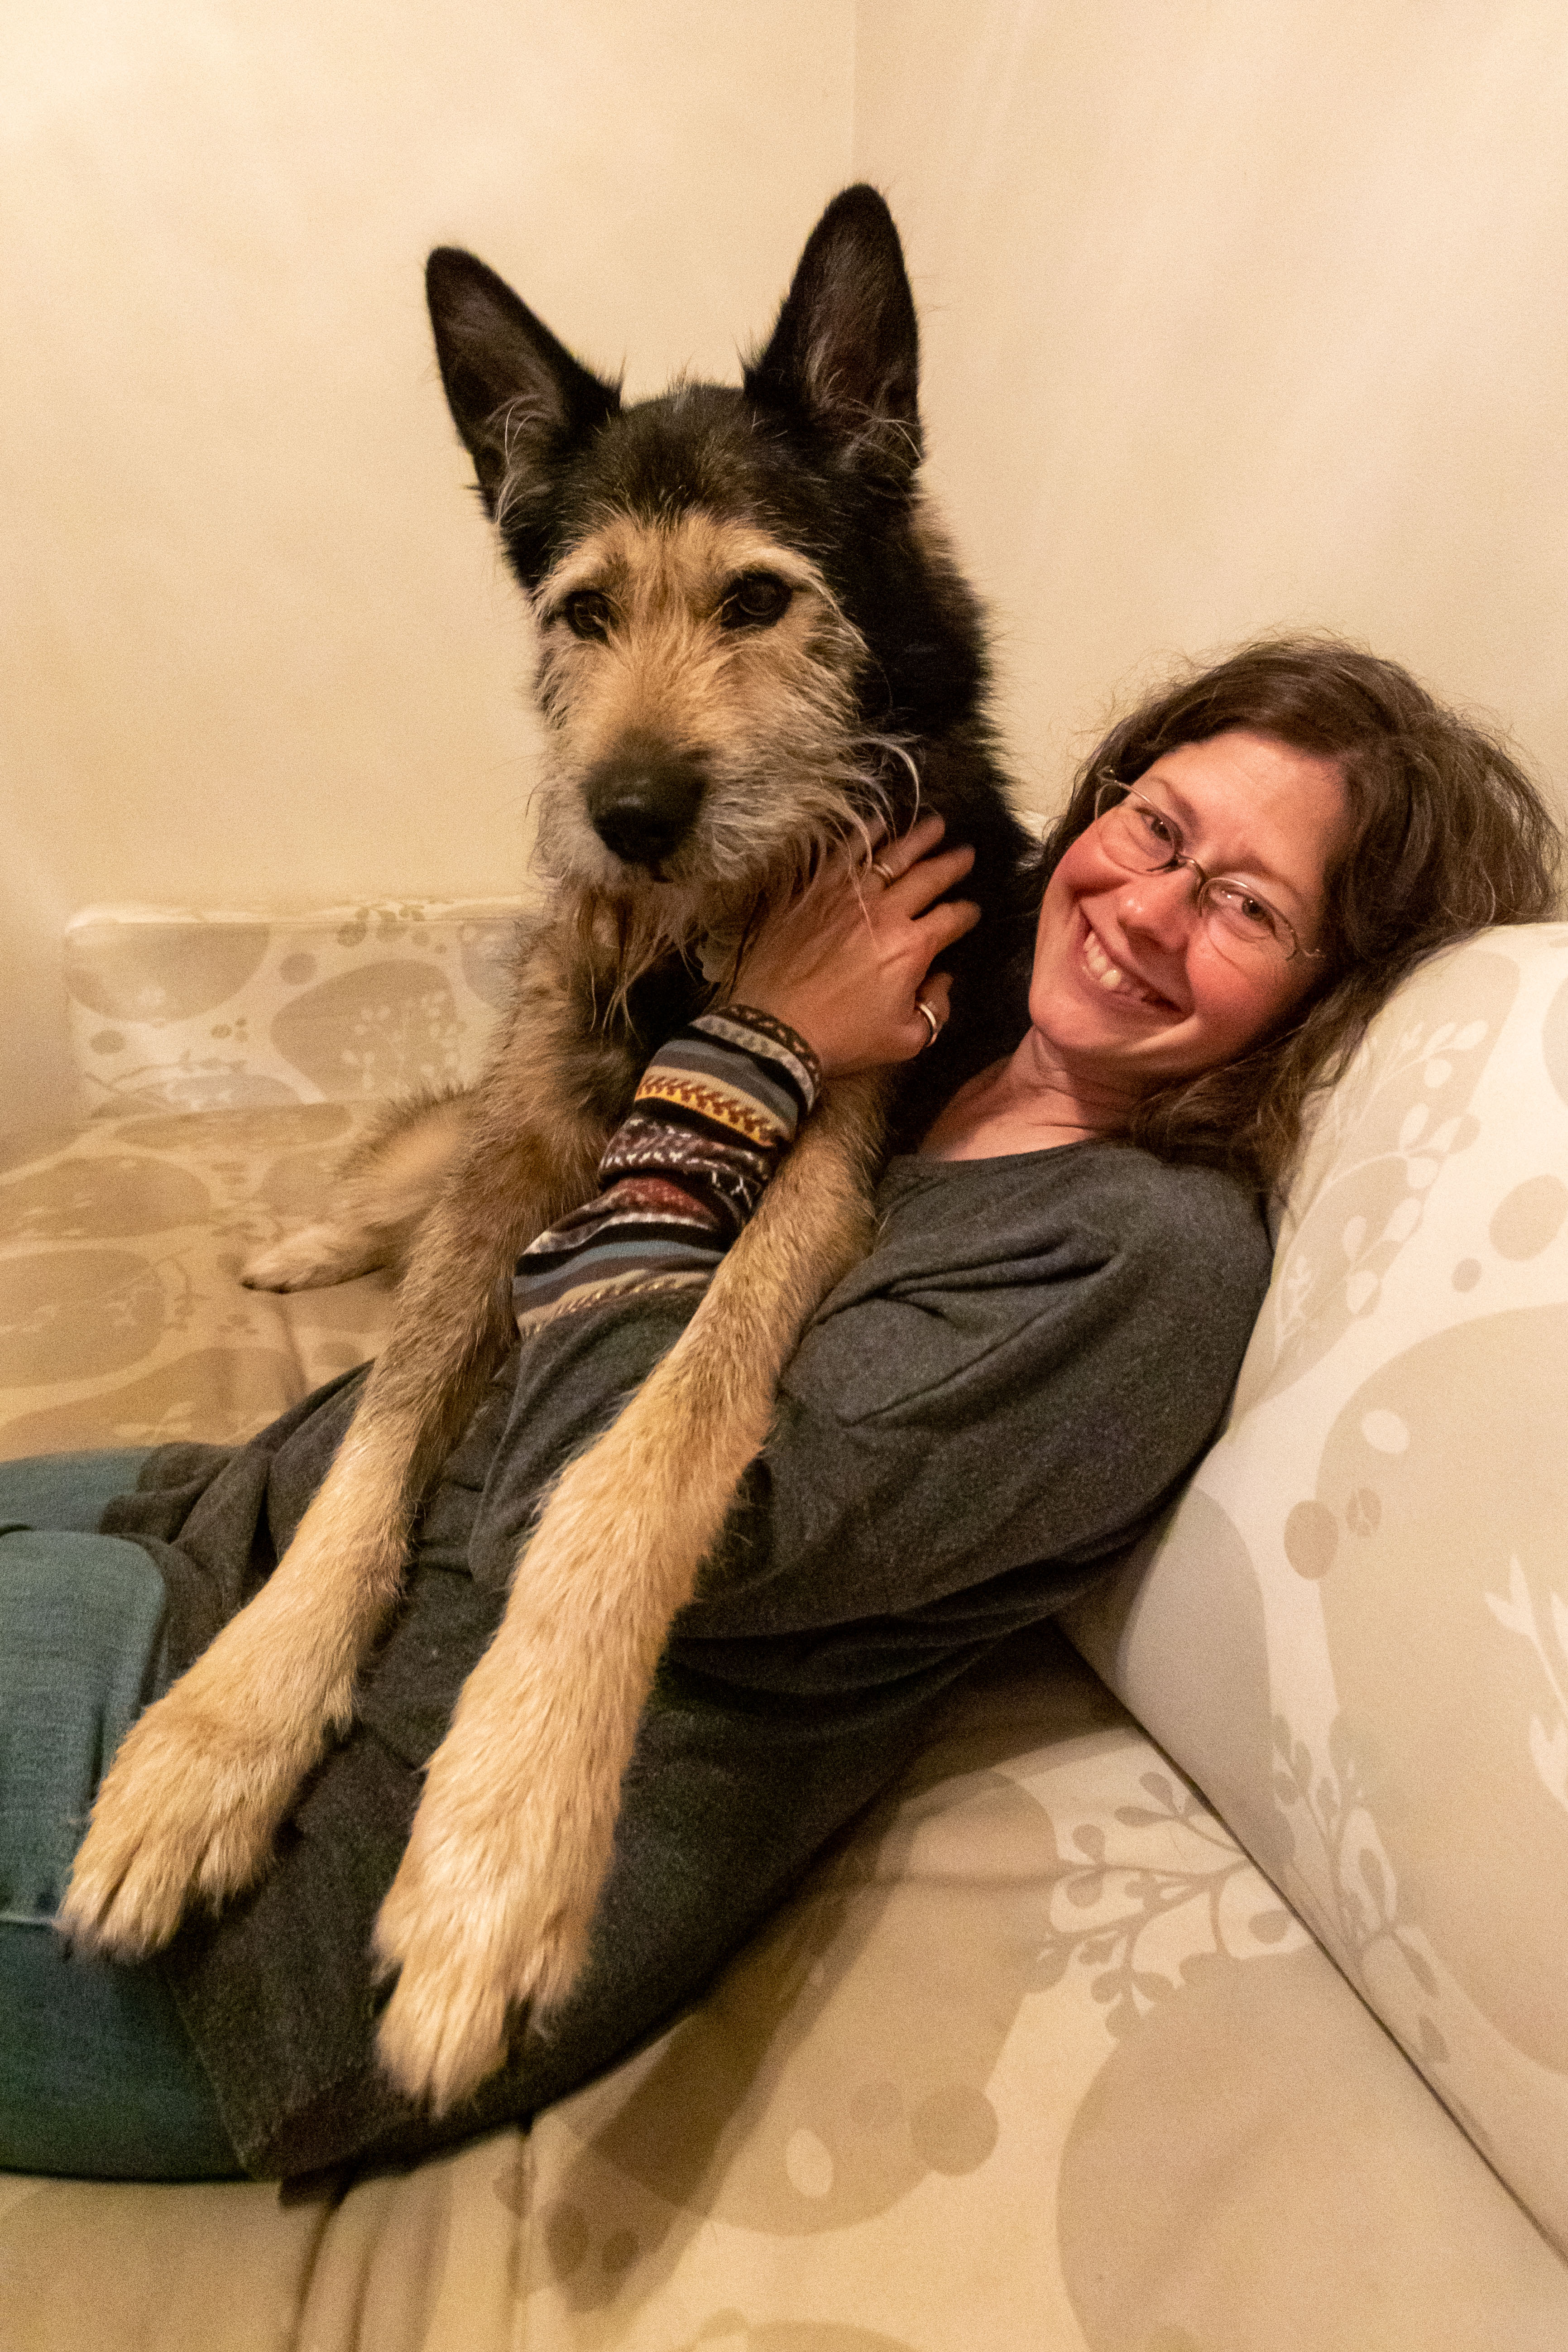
[61,1688,311,1959]
[371,1768,609,2112]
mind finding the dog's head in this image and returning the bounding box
[425,187,987,945]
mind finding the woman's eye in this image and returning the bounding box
[720,571,793,631]
[1215,884,1276,932]
[1137,806,1178,851]
[562,591,613,642]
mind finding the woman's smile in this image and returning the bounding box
[1078,914,1180,1009]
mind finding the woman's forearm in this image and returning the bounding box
[512,1008,821,1334]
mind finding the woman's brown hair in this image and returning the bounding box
[1036,635,1564,1193]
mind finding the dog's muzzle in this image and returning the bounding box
[584,738,709,871]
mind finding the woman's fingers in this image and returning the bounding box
[912,892,982,952]
[731,809,984,1072]
[901,970,954,1058]
[915,971,954,1024]
[859,809,948,884]
[857,816,974,921]
[887,844,977,915]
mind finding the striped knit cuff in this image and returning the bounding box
[513,1007,820,1334]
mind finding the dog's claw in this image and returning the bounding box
[62,1830,190,1961]
[372,1915,520,2116]
[370,1851,597,2113]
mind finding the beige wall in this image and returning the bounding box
[7,0,1568,1137]
[854,0,1568,819]
[1,0,854,1133]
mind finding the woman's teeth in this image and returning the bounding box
[1083,927,1160,1003]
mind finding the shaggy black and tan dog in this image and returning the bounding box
[64,185,1034,2109]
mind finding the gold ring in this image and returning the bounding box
[868,859,896,883]
[915,996,941,1048]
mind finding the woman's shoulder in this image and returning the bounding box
[1080,1142,1272,1262]
[796,1141,1276,1351]
[876,1139,1271,1267]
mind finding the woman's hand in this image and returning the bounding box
[732,813,980,1075]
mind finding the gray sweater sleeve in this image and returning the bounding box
[469,1141,1271,1670]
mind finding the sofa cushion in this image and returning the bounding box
[1065,922,1568,2256]
[5,1629,1567,2350]
[0,1105,393,1457]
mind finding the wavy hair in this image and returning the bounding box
[1035,635,1563,1193]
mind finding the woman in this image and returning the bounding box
[0,635,1559,2181]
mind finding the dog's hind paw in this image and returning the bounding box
[239,1221,392,1292]
[61,1690,312,1959]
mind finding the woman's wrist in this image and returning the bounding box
[654,1007,821,1125]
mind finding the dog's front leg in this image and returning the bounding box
[62,1082,604,1963]
[370,1073,886,2112]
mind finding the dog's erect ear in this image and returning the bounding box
[426,248,621,517]
[744,185,920,487]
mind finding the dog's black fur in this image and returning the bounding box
[426,184,1035,1149]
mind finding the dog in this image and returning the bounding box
[62,185,1035,2112]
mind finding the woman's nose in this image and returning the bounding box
[1114,864,1203,945]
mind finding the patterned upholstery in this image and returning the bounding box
[3,912,1567,2347]
[1065,921,1568,2259]
[64,897,522,1118]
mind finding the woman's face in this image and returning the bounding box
[1027,728,1348,1106]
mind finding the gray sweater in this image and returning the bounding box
[106,1140,1270,2176]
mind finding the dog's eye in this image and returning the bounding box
[720,571,793,631]
[561,591,614,642]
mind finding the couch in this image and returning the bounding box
[2,901,1566,2351]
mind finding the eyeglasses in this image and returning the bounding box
[1091,777,1321,966]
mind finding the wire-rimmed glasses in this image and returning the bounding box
[1091,777,1321,966]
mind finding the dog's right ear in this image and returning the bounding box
[426,249,622,518]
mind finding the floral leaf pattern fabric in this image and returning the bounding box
[0,1104,394,1454]
[1066,922,1568,2257]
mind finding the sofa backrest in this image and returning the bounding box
[1064,921,1568,2254]
[63,900,525,1118]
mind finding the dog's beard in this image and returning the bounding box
[534,732,921,1019]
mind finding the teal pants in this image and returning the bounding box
[0,1452,245,2180]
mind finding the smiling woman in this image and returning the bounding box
[923,726,1350,1161]
[0,633,1559,2184]
[1011,634,1564,1188]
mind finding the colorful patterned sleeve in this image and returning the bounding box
[512,1006,822,1336]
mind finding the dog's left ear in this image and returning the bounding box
[744,185,921,488]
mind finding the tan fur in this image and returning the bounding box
[64,938,609,1954]
[530,513,871,904]
[374,1075,885,2108]
[239,1094,476,1291]
[61,499,908,2110]
[237,510,895,1296]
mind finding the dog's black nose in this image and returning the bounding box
[585,741,708,869]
